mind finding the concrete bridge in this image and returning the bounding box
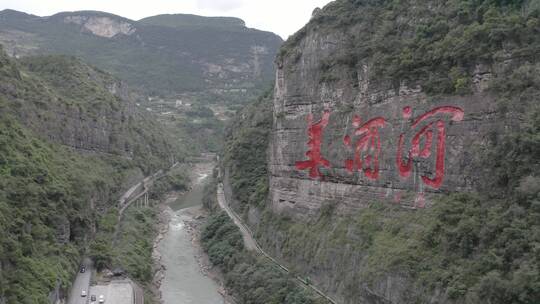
[118,168,170,212]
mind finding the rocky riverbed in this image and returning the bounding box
[152,162,234,304]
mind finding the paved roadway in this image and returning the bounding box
[67,258,93,304]
[89,281,134,304]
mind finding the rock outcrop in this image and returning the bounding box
[64,15,136,38]
[268,3,523,219]
[270,47,500,218]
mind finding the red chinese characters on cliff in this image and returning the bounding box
[295,105,465,191]
[343,115,386,180]
[295,111,331,178]
[396,106,464,189]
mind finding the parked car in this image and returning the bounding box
[81,290,87,297]
[91,295,96,301]
[99,295,105,303]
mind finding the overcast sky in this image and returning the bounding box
[0,0,334,39]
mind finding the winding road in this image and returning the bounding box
[216,183,338,304]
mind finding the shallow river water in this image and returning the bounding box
[159,163,224,304]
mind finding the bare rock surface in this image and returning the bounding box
[269,28,506,219]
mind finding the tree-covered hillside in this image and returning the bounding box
[0,45,184,303]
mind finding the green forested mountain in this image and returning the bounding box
[0,9,282,98]
[221,0,540,303]
[0,46,183,303]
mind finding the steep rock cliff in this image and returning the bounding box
[270,0,534,217]
[224,1,540,303]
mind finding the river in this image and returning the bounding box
[157,162,225,304]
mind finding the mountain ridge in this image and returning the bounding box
[139,13,247,30]
[0,9,282,99]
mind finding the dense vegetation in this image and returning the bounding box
[0,114,128,303]
[0,49,185,174]
[174,110,226,153]
[202,173,219,212]
[0,46,184,302]
[257,176,540,302]
[222,89,273,214]
[223,1,540,303]
[115,207,169,284]
[150,169,190,201]
[201,212,325,304]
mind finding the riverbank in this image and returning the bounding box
[151,166,196,303]
[152,160,234,304]
[152,190,185,290]
[151,203,172,302]
[181,207,236,304]
[151,163,199,300]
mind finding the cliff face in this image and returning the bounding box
[223,1,540,304]
[269,0,534,217]
[18,56,135,154]
[270,28,495,219]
